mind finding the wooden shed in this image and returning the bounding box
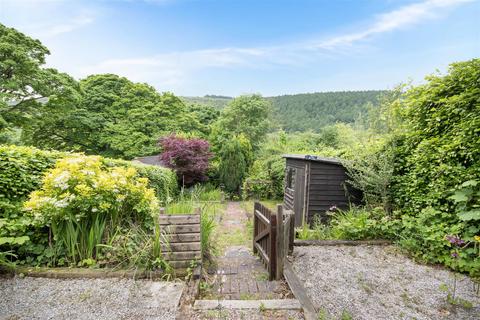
[283,154,360,227]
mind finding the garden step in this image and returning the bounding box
[159,214,200,225]
[166,233,201,243]
[161,242,201,252]
[162,224,201,234]
[193,299,302,310]
[165,251,202,261]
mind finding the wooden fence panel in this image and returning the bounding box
[159,208,202,272]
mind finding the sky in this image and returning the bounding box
[1,0,479,96]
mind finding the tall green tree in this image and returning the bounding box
[211,94,271,150]
[0,23,79,143]
[218,137,248,194]
[26,73,205,159]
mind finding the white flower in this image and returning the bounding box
[53,171,70,190]
[54,199,69,208]
[92,208,98,213]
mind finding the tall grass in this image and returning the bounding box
[52,213,107,265]
[200,204,218,259]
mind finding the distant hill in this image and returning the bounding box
[182,96,232,109]
[183,90,385,132]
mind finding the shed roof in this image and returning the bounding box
[282,154,343,165]
[132,155,166,167]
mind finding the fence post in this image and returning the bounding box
[269,212,277,281]
[289,210,295,255]
[276,204,284,280]
[253,202,258,254]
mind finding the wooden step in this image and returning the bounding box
[162,242,201,252]
[162,224,201,234]
[165,251,202,261]
[159,214,200,225]
[166,233,200,243]
[193,299,302,310]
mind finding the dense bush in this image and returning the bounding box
[297,207,400,241]
[159,134,212,187]
[0,145,177,267]
[105,158,177,204]
[0,145,177,209]
[218,137,248,194]
[390,59,480,275]
[0,145,65,210]
[23,155,159,265]
[242,155,284,199]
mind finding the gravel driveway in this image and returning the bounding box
[292,245,479,320]
[0,276,184,320]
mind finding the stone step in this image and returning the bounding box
[193,299,302,310]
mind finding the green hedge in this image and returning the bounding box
[0,145,65,217]
[0,144,178,266]
[105,158,177,204]
[391,59,480,275]
[0,145,178,217]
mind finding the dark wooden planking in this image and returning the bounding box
[162,224,200,234]
[308,179,345,186]
[159,214,200,225]
[285,159,307,168]
[162,242,201,252]
[168,260,198,269]
[308,195,349,201]
[309,200,349,207]
[306,190,347,196]
[165,251,202,261]
[308,184,347,192]
[166,233,200,243]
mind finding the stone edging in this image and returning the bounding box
[294,239,392,246]
[193,299,302,310]
[11,267,166,280]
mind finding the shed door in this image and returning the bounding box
[286,166,305,227]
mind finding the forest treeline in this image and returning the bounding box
[183,90,384,132]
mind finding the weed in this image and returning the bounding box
[239,293,255,300]
[78,289,92,302]
[259,302,266,313]
[255,272,269,281]
[340,310,353,320]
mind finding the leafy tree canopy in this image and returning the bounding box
[159,134,212,187]
[0,23,80,142]
[211,94,271,150]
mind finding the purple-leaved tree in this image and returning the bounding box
[158,134,212,187]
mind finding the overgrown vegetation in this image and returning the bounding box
[0,145,177,270]
[1,22,478,278]
[296,60,480,277]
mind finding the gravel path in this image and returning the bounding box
[0,276,184,320]
[292,245,480,320]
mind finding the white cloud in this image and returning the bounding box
[312,0,473,49]
[37,13,94,38]
[0,1,95,39]
[78,0,472,90]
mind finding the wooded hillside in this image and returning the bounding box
[183,90,385,132]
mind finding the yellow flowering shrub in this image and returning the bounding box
[24,155,159,227]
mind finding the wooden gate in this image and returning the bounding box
[253,202,294,280]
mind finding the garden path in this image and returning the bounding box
[209,201,291,300]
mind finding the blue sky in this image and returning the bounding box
[1,0,479,96]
